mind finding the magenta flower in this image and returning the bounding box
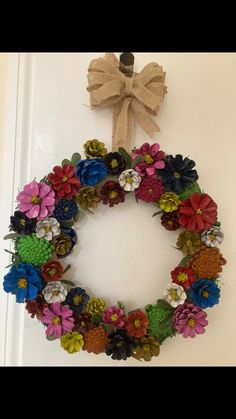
[132,143,165,176]
[17,180,55,220]
[102,306,126,328]
[173,302,208,338]
[39,302,74,338]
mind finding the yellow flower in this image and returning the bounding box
[87,297,106,315]
[159,192,180,212]
[60,332,84,354]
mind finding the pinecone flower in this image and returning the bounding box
[146,304,175,343]
[100,181,125,207]
[135,176,164,202]
[60,331,84,354]
[176,231,201,255]
[83,139,107,158]
[83,326,109,354]
[17,234,53,267]
[73,312,93,334]
[76,186,101,210]
[189,246,226,279]
[25,294,48,318]
[159,192,181,212]
[132,336,160,362]
[161,211,180,231]
[53,199,78,221]
[10,210,37,235]
[201,226,224,247]
[105,329,136,361]
[86,297,106,315]
[105,152,126,175]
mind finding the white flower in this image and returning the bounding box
[201,226,224,248]
[36,217,60,241]
[42,281,67,304]
[163,283,186,308]
[118,169,141,192]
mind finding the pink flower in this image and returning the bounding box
[17,180,55,220]
[132,143,165,176]
[102,306,126,328]
[173,302,208,338]
[39,302,74,338]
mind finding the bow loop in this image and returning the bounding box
[87,53,167,151]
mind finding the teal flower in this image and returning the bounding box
[3,263,43,303]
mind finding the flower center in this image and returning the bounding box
[126,176,133,184]
[111,159,118,168]
[148,188,153,194]
[202,290,209,298]
[31,195,41,205]
[19,219,26,226]
[64,206,69,212]
[62,176,68,182]
[196,208,202,215]
[52,290,60,296]
[145,154,154,164]
[177,272,188,283]
[188,318,196,328]
[186,239,192,246]
[53,316,61,325]
[167,220,173,225]
[134,319,141,328]
[49,268,56,276]
[109,191,118,199]
[111,314,118,322]
[73,295,82,305]
[209,234,216,241]
[174,171,181,179]
[169,288,178,300]
[44,225,51,234]
[18,278,27,288]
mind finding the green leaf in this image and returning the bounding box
[152,210,163,217]
[131,156,145,169]
[214,220,221,227]
[46,334,57,341]
[156,299,174,312]
[61,158,71,167]
[159,312,174,330]
[63,264,71,274]
[73,210,80,222]
[117,301,125,310]
[178,255,191,267]
[135,195,139,204]
[71,152,81,167]
[4,249,16,256]
[61,279,75,287]
[103,323,116,334]
[3,233,18,240]
[91,314,102,326]
[86,208,94,215]
[118,147,132,169]
[59,219,75,228]
[40,175,51,185]
[178,182,201,201]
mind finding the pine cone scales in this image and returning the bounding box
[189,245,226,279]
[132,336,160,361]
[76,187,101,210]
[83,326,109,354]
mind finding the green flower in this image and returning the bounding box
[83,139,107,158]
[145,304,175,343]
[17,234,53,267]
[60,332,84,354]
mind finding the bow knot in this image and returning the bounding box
[87,53,167,151]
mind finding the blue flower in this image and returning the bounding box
[75,158,107,186]
[66,287,90,314]
[54,198,78,220]
[3,263,43,303]
[189,278,220,309]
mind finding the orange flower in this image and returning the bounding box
[125,310,149,338]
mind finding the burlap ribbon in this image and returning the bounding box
[87,53,167,152]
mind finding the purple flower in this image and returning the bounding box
[39,302,74,338]
[17,180,55,220]
[102,306,126,328]
[132,143,165,176]
[173,302,208,338]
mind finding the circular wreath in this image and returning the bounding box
[3,140,226,362]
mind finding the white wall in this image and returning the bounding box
[1,53,236,366]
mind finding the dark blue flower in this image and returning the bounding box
[189,278,220,309]
[75,158,107,186]
[54,198,78,220]
[3,263,43,303]
[66,287,90,314]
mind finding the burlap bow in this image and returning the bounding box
[87,53,167,152]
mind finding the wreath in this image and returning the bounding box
[3,139,226,362]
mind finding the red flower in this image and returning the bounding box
[178,193,217,233]
[100,180,125,207]
[171,266,195,289]
[135,176,164,202]
[25,294,48,318]
[161,211,180,231]
[125,310,149,338]
[47,164,81,201]
[40,260,63,282]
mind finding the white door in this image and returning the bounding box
[0,53,235,366]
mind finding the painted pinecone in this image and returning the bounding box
[76,186,101,210]
[176,231,201,255]
[73,313,94,334]
[17,234,53,267]
[83,326,109,354]
[53,198,78,220]
[189,245,226,279]
[132,336,160,362]
[105,329,136,361]
[86,297,106,315]
[146,304,175,343]
[83,139,107,158]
